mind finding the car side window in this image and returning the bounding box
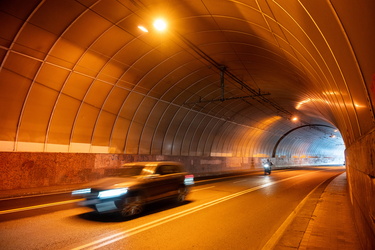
[155,166,163,175]
[156,165,180,175]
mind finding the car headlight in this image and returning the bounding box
[98,188,128,199]
[72,188,91,195]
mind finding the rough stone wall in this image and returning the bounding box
[0,152,95,190]
[345,128,375,250]
[0,153,159,190]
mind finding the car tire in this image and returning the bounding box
[120,195,144,217]
[176,186,188,203]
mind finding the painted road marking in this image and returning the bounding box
[0,199,83,215]
[0,186,215,215]
[72,171,320,250]
[191,186,215,192]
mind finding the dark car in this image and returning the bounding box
[72,161,194,217]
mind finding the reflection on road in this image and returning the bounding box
[0,167,345,250]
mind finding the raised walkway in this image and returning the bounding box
[274,172,362,249]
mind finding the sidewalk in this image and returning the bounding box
[275,172,362,249]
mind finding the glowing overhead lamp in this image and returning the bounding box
[138,25,149,32]
[291,116,298,122]
[153,18,167,31]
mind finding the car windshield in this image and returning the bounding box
[105,165,149,177]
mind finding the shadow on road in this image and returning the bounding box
[76,199,193,223]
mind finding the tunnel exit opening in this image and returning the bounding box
[272,124,346,166]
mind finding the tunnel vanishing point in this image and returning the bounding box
[0,0,374,247]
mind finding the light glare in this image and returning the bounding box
[72,188,91,195]
[184,175,195,185]
[98,188,128,198]
[138,25,148,32]
[153,18,167,31]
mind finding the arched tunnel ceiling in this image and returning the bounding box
[0,0,374,158]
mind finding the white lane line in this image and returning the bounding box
[72,171,319,250]
[261,172,329,250]
[0,199,83,215]
[191,186,215,192]
[0,187,214,215]
[0,173,249,214]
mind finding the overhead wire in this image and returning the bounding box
[114,0,295,119]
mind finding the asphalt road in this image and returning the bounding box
[0,167,344,250]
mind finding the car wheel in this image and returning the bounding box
[176,186,188,203]
[120,195,143,217]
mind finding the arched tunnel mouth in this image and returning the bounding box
[271,124,346,165]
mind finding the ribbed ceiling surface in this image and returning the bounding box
[1,0,374,158]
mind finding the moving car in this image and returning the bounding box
[72,161,194,217]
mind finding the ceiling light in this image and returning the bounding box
[138,25,148,32]
[153,18,167,31]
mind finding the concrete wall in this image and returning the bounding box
[4,151,369,242]
[345,128,375,250]
[0,152,338,191]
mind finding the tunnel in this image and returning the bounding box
[0,0,374,247]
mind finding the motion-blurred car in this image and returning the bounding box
[72,161,194,217]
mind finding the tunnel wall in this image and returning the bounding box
[345,128,375,250]
[0,152,339,191]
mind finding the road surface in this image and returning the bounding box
[0,166,344,250]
